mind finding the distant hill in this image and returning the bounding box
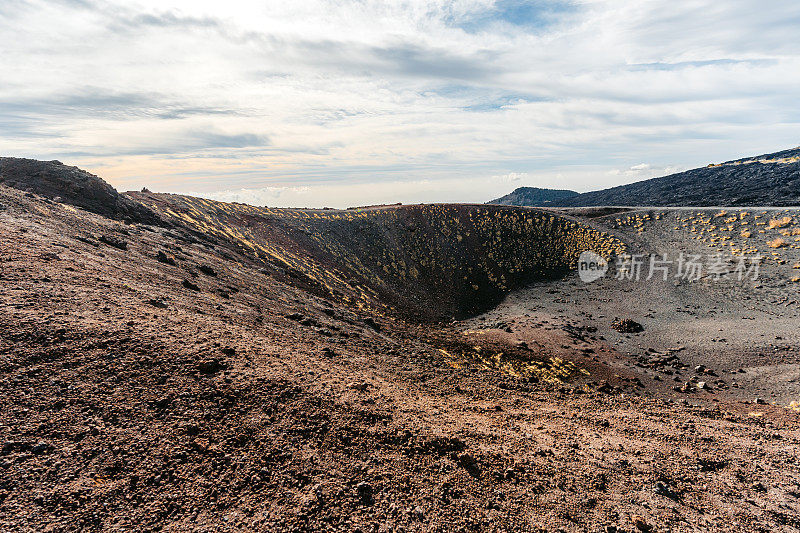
[489,147,800,207]
[489,186,579,206]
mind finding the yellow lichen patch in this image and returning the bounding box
[768,216,793,229]
[438,349,462,369]
[482,353,588,383]
[445,344,588,384]
[768,238,787,248]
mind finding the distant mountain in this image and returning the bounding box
[489,147,800,207]
[489,186,579,206]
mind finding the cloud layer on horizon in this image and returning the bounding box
[1,0,799,207]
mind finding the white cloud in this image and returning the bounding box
[1,0,799,206]
[491,172,527,183]
[195,176,513,209]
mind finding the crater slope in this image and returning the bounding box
[129,192,624,320]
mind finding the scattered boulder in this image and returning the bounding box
[156,251,177,266]
[198,264,217,277]
[356,482,374,506]
[182,280,200,292]
[75,235,98,247]
[197,359,227,374]
[654,481,679,500]
[147,298,169,309]
[596,381,615,393]
[611,318,643,333]
[457,452,481,476]
[99,235,128,250]
[632,515,652,532]
[322,347,336,358]
[348,381,369,392]
[363,317,381,331]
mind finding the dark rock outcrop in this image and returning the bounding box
[0,157,162,224]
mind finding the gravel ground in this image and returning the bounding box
[1,187,799,532]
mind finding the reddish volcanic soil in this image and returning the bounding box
[0,176,799,532]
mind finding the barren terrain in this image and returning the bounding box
[1,161,799,532]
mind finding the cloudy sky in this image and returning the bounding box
[1,1,799,207]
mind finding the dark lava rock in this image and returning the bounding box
[182,280,200,292]
[611,318,643,333]
[654,481,679,500]
[322,347,336,358]
[632,515,653,532]
[157,251,176,266]
[75,235,98,247]
[198,264,217,277]
[0,157,162,224]
[147,298,169,309]
[30,442,49,455]
[99,235,128,250]
[356,482,374,506]
[197,359,227,374]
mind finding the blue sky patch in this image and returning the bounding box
[453,0,576,33]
